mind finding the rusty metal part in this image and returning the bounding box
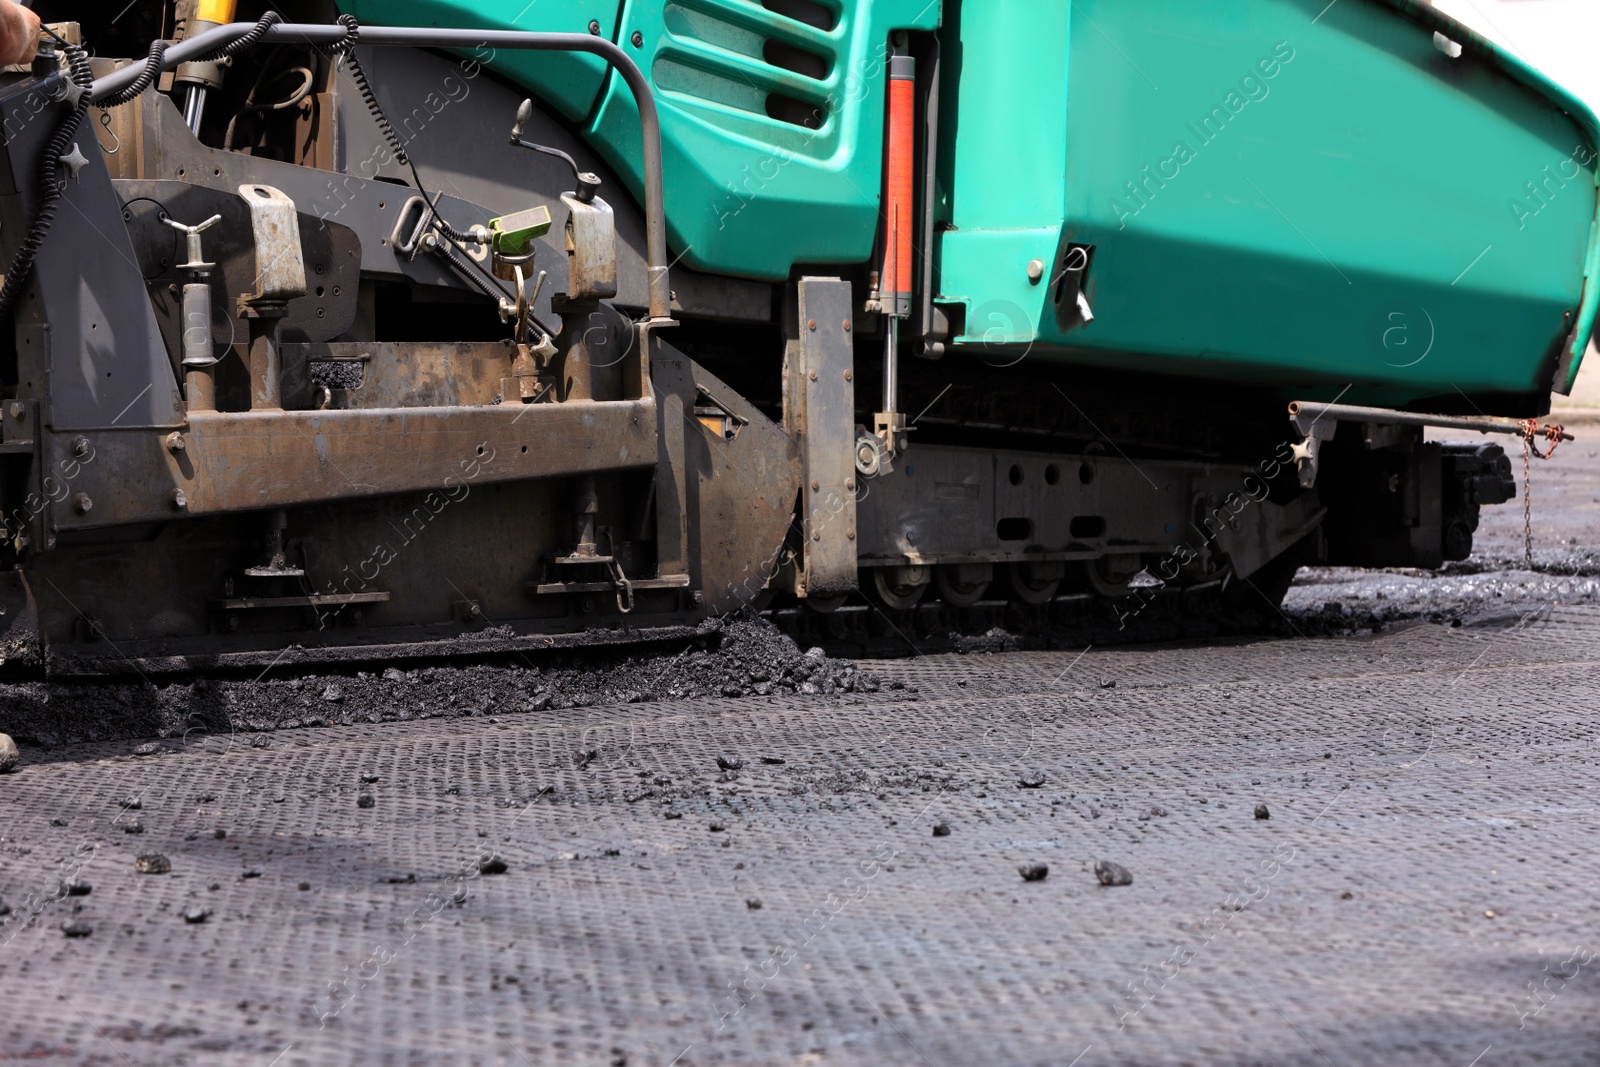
[652,340,799,614]
[1289,400,1575,443]
[44,401,657,529]
[44,619,712,679]
[784,279,858,602]
[562,192,618,301]
[236,184,307,304]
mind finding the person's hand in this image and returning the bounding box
[0,2,40,67]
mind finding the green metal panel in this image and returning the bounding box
[937,0,1600,406]
[936,0,1070,351]
[339,0,624,123]
[587,0,941,280]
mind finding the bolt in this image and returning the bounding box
[72,492,92,515]
[843,319,851,331]
[843,369,852,381]
[71,436,90,457]
[846,529,855,540]
[692,590,705,605]
[225,614,240,632]
[906,530,916,543]
[807,319,816,331]
[8,402,24,419]
[846,478,855,491]
[1027,258,1045,283]
[808,370,818,381]
[811,530,821,542]
[165,432,186,452]
[811,479,819,491]
[170,489,187,511]
[588,19,601,34]
[631,30,643,47]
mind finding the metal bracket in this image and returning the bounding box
[1290,417,1337,488]
[561,192,617,301]
[236,184,306,304]
[787,278,858,601]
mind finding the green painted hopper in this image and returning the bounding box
[346,0,1599,411]
[938,0,1599,410]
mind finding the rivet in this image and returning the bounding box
[811,479,819,491]
[808,370,818,381]
[906,530,916,543]
[7,402,24,419]
[588,19,601,34]
[165,432,186,452]
[846,529,855,540]
[170,489,188,511]
[71,435,90,457]
[846,478,855,491]
[72,492,92,515]
[631,30,644,47]
[1027,258,1045,283]
[843,319,851,331]
[811,530,821,541]
[807,319,816,331]
[843,369,852,381]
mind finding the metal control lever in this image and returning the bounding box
[162,213,222,276]
[509,98,601,204]
[162,213,224,410]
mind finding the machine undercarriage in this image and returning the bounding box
[0,3,1540,677]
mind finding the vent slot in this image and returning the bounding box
[656,0,840,132]
[1070,516,1107,539]
[996,517,1033,542]
[762,0,836,32]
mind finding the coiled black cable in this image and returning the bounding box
[317,16,479,249]
[192,11,283,64]
[320,14,407,166]
[96,39,168,108]
[0,41,94,320]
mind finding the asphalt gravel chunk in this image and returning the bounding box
[135,854,171,874]
[1018,864,1049,882]
[1095,860,1134,886]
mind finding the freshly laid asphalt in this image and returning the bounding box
[1,433,1597,1066]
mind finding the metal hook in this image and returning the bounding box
[94,110,120,155]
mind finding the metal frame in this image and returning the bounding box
[90,22,673,320]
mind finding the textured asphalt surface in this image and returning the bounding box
[1,436,1597,1066]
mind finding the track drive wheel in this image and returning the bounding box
[934,563,992,607]
[869,565,930,610]
[1003,561,1063,605]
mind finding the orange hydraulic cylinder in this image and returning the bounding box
[879,53,915,319]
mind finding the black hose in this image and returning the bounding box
[0,44,94,320]
[320,14,408,167]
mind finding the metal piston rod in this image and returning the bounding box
[1289,400,1574,439]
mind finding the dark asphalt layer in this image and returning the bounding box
[0,434,1595,1065]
